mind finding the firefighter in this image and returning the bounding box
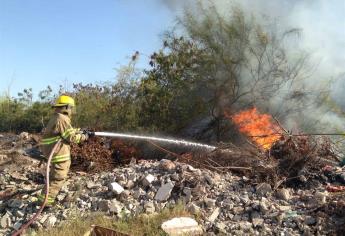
[39,95,94,206]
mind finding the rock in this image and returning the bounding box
[252,218,264,227]
[276,188,290,201]
[44,216,57,228]
[204,198,216,208]
[304,216,316,225]
[256,183,272,196]
[15,210,25,218]
[183,187,192,202]
[144,202,156,214]
[259,198,269,214]
[314,191,327,205]
[98,200,110,212]
[142,174,155,187]
[1,213,12,228]
[215,222,227,233]
[159,159,176,171]
[155,182,174,202]
[86,181,101,189]
[8,199,25,209]
[124,180,135,189]
[39,215,48,224]
[232,206,244,214]
[19,132,29,140]
[109,182,124,194]
[12,221,22,231]
[204,174,214,185]
[208,207,220,222]
[188,203,201,215]
[277,205,291,211]
[133,188,145,199]
[109,200,123,214]
[161,217,203,236]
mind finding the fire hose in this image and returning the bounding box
[11,140,61,236]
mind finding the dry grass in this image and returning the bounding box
[30,202,192,236]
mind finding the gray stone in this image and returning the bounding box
[98,200,110,212]
[215,222,227,233]
[109,182,124,194]
[314,191,327,205]
[204,174,214,185]
[142,174,155,187]
[259,198,269,214]
[86,181,101,189]
[144,202,156,214]
[277,205,291,211]
[204,198,216,208]
[276,188,290,201]
[8,199,25,209]
[161,217,203,236]
[15,210,25,218]
[208,207,220,222]
[133,188,145,199]
[183,187,192,202]
[0,213,12,228]
[44,216,57,228]
[124,180,135,189]
[233,206,244,214]
[256,183,272,196]
[304,216,316,225]
[188,203,201,215]
[109,200,123,214]
[39,215,48,224]
[252,218,264,227]
[155,182,174,202]
[12,221,22,231]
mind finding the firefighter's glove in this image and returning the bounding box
[82,130,95,139]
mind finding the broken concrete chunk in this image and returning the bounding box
[155,182,174,202]
[109,182,124,194]
[204,198,216,208]
[142,174,155,186]
[144,202,156,214]
[304,216,316,225]
[159,159,176,171]
[44,216,57,228]
[252,218,264,227]
[109,200,123,214]
[208,207,220,222]
[98,200,110,212]
[276,188,290,201]
[161,217,203,236]
[12,221,22,231]
[188,203,201,215]
[256,183,272,196]
[0,213,12,228]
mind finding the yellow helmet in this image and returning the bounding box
[54,95,75,107]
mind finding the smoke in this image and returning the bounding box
[158,0,345,132]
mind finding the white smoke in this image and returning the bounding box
[158,0,345,131]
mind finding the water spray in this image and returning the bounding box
[94,132,216,151]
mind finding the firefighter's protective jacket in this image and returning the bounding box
[40,112,87,163]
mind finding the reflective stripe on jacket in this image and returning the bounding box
[40,112,87,163]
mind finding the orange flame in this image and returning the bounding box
[227,108,282,150]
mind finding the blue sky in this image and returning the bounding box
[0,0,176,97]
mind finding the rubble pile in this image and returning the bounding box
[1,133,345,235]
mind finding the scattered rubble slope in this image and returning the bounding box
[1,133,345,235]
